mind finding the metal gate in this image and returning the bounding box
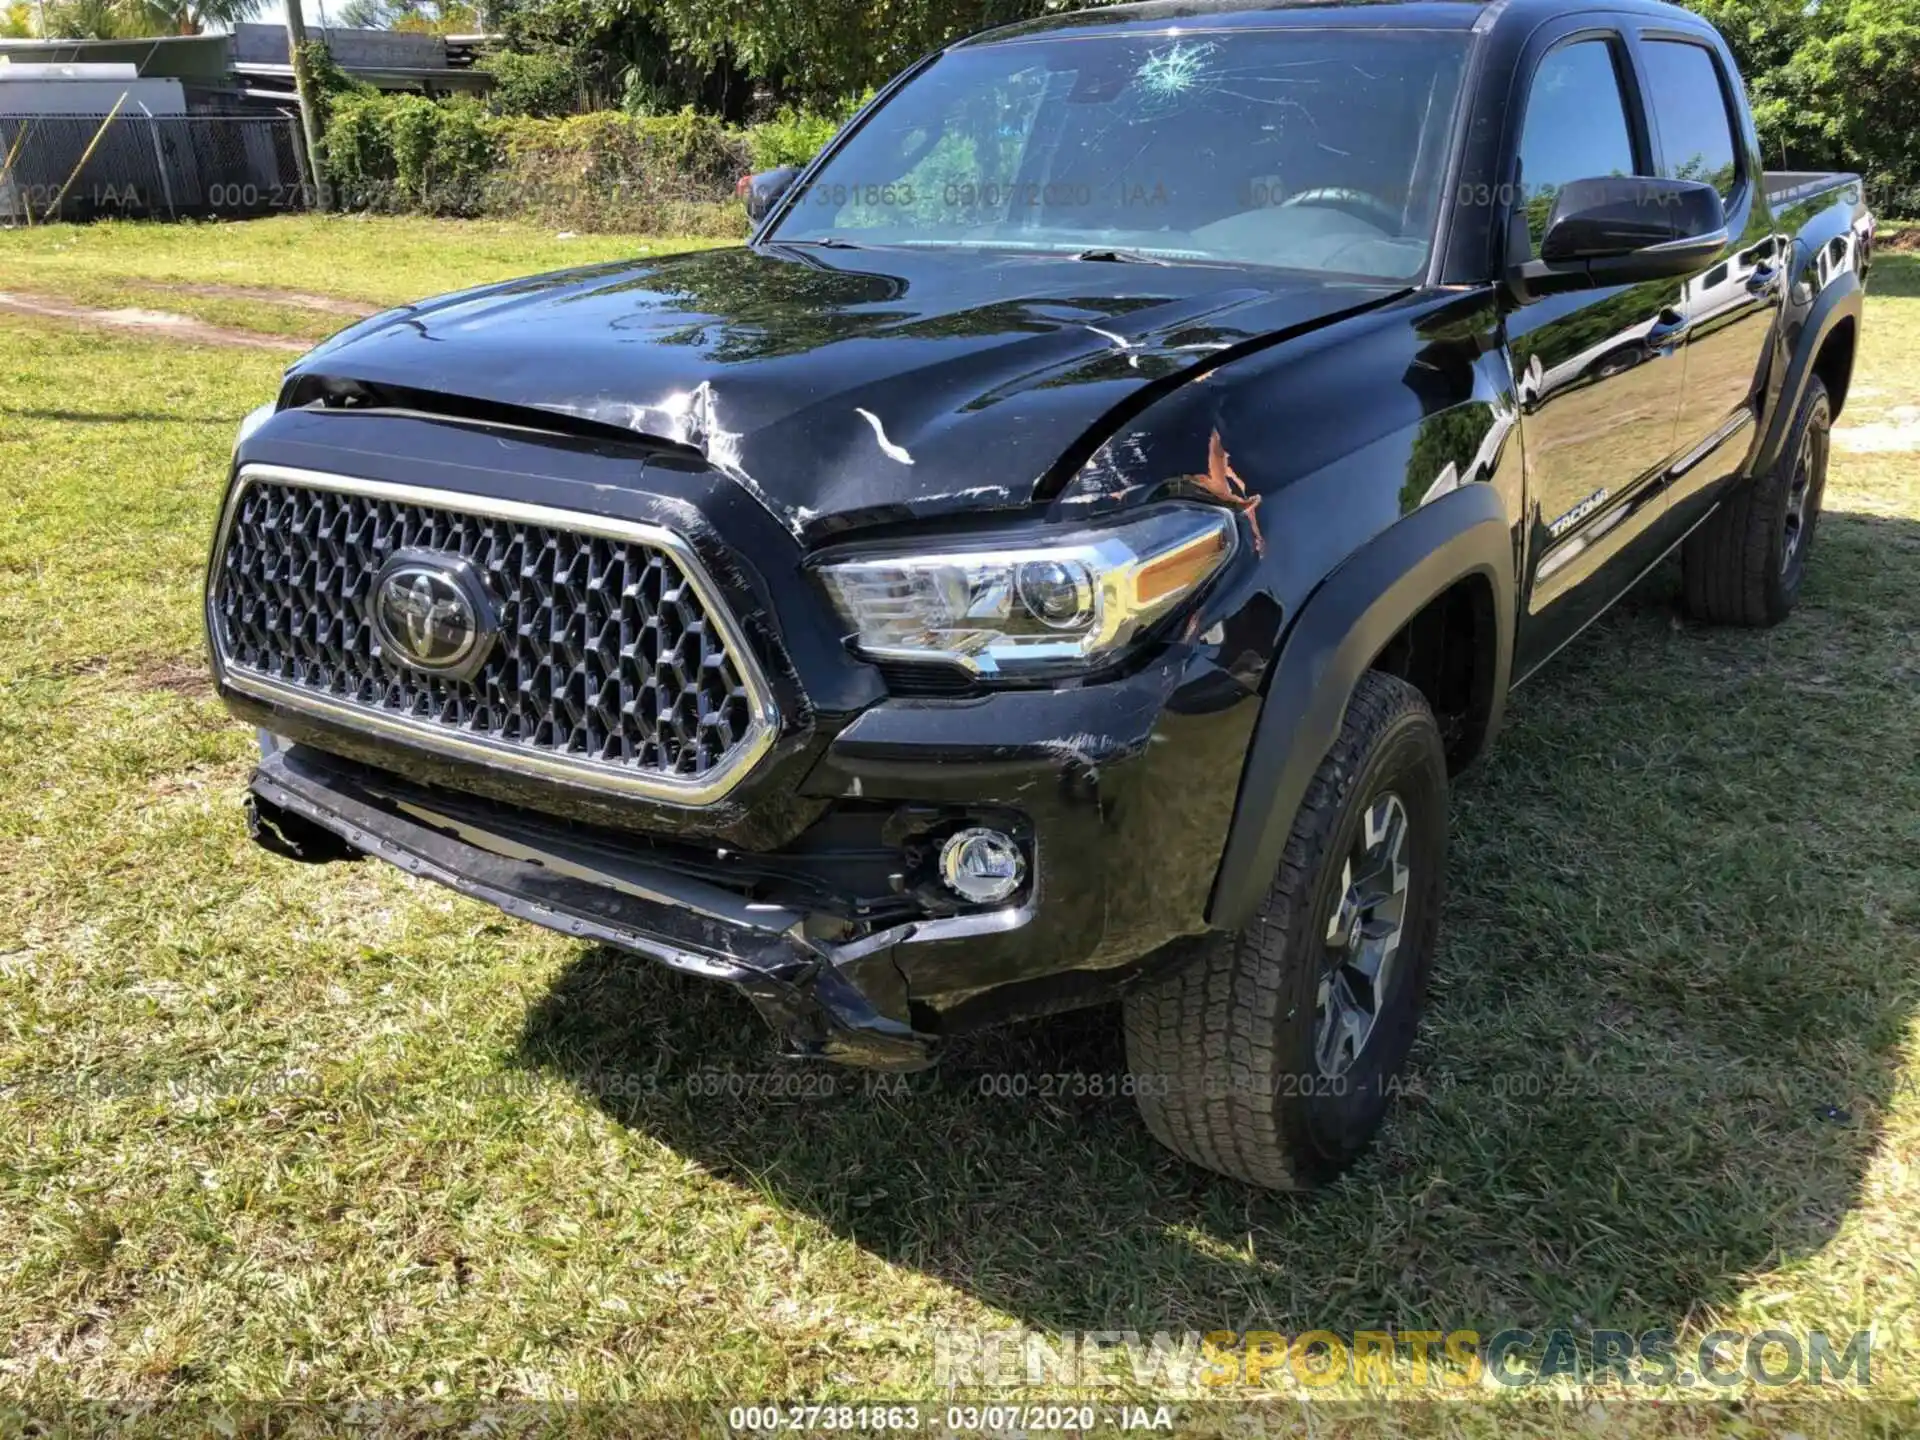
[0,113,310,223]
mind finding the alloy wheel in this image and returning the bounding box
[1781,421,1822,575]
[1315,791,1412,1078]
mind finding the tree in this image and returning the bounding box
[492,0,752,118]
[40,0,267,35]
[482,45,580,116]
[1786,0,1920,205]
[638,0,1065,109]
[1685,0,1920,206]
[336,0,480,33]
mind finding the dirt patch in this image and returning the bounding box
[0,291,307,352]
[131,658,213,696]
[147,764,227,799]
[2,656,111,689]
[1835,404,1920,454]
[138,281,377,318]
[1879,227,1920,254]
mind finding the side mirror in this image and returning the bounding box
[1509,177,1727,301]
[743,166,802,224]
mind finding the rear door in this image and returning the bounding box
[1505,25,1688,676]
[1631,29,1785,530]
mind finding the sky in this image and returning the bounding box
[215,3,343,34]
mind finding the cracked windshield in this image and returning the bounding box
[770,27,1472,280]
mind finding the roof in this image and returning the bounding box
[964,0,1714,44]
[964,0,1492,43]
[0,33,231,81]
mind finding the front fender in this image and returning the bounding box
[1207,482,1515,931]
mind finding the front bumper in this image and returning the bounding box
[251,738,944,1068]
[242,619,1263,1065]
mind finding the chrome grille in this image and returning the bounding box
[209,467,776,803]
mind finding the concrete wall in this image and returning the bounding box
[231,23,448,71]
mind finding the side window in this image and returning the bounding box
[1641,40,1740,201]
[1516,39,1638,254]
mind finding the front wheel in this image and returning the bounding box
[1122,671,1448,1189]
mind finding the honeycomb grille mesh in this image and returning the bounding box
[212,479,766,787]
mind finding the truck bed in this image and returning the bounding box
[1765,170,1862,209]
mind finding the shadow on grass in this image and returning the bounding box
[0,406,234,425]
[518,509,1918,1337]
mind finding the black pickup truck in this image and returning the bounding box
[211,0,1873,1189]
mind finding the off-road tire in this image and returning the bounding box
[1682,376,1831,626]
[1122,670,1448,1190]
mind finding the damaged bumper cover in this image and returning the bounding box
[233,599,1265,1067]
[249,738,952,1069]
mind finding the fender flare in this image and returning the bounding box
[1206,483,1516,931]
[1753,274,1862,478]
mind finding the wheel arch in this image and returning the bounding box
[1368,567,1504,775]
[1811,315,1857,419]
[1755,275,1862,477]
[1206,483,1515,932]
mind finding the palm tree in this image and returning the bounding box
[39,0,267,37]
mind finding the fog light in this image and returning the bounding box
[938,827,1026,904]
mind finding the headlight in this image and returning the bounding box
[816,505,1236,679]
[233,401,276,453]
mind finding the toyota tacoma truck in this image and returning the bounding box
[209,0,1873,1189]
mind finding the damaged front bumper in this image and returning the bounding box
[248,737,973,1070]
[236,608,1267,1067]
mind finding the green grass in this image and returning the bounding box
[0,219,1917,1432]
[0,214,733,344]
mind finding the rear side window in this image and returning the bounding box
[1516,40,1638,254]
[1642,40,1740,200]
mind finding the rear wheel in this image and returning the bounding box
[1122,671,1448,1189]
[1682,376,1831,626]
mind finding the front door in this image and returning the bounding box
[1505,30,1687,677]
[1635,32,1785,530]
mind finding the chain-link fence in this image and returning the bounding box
[0,113,310,224]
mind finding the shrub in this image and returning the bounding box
[488,109,748,231]
[745,106,841,172]
[384,94,445,201]
[323,92,401,207]
[299,39,373,131]
[323,98,919,234]
[483,47,581,119]
[424,99,502,213]
[321,93,501,216]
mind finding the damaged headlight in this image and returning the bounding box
[816,505,1236,679]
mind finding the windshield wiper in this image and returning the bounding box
[1073,247,1176,265]
[777,236,864,250]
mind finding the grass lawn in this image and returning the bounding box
[0,215,733,343]
[0,216,1917,1433]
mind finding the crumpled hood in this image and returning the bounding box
[291,243,1400,539]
